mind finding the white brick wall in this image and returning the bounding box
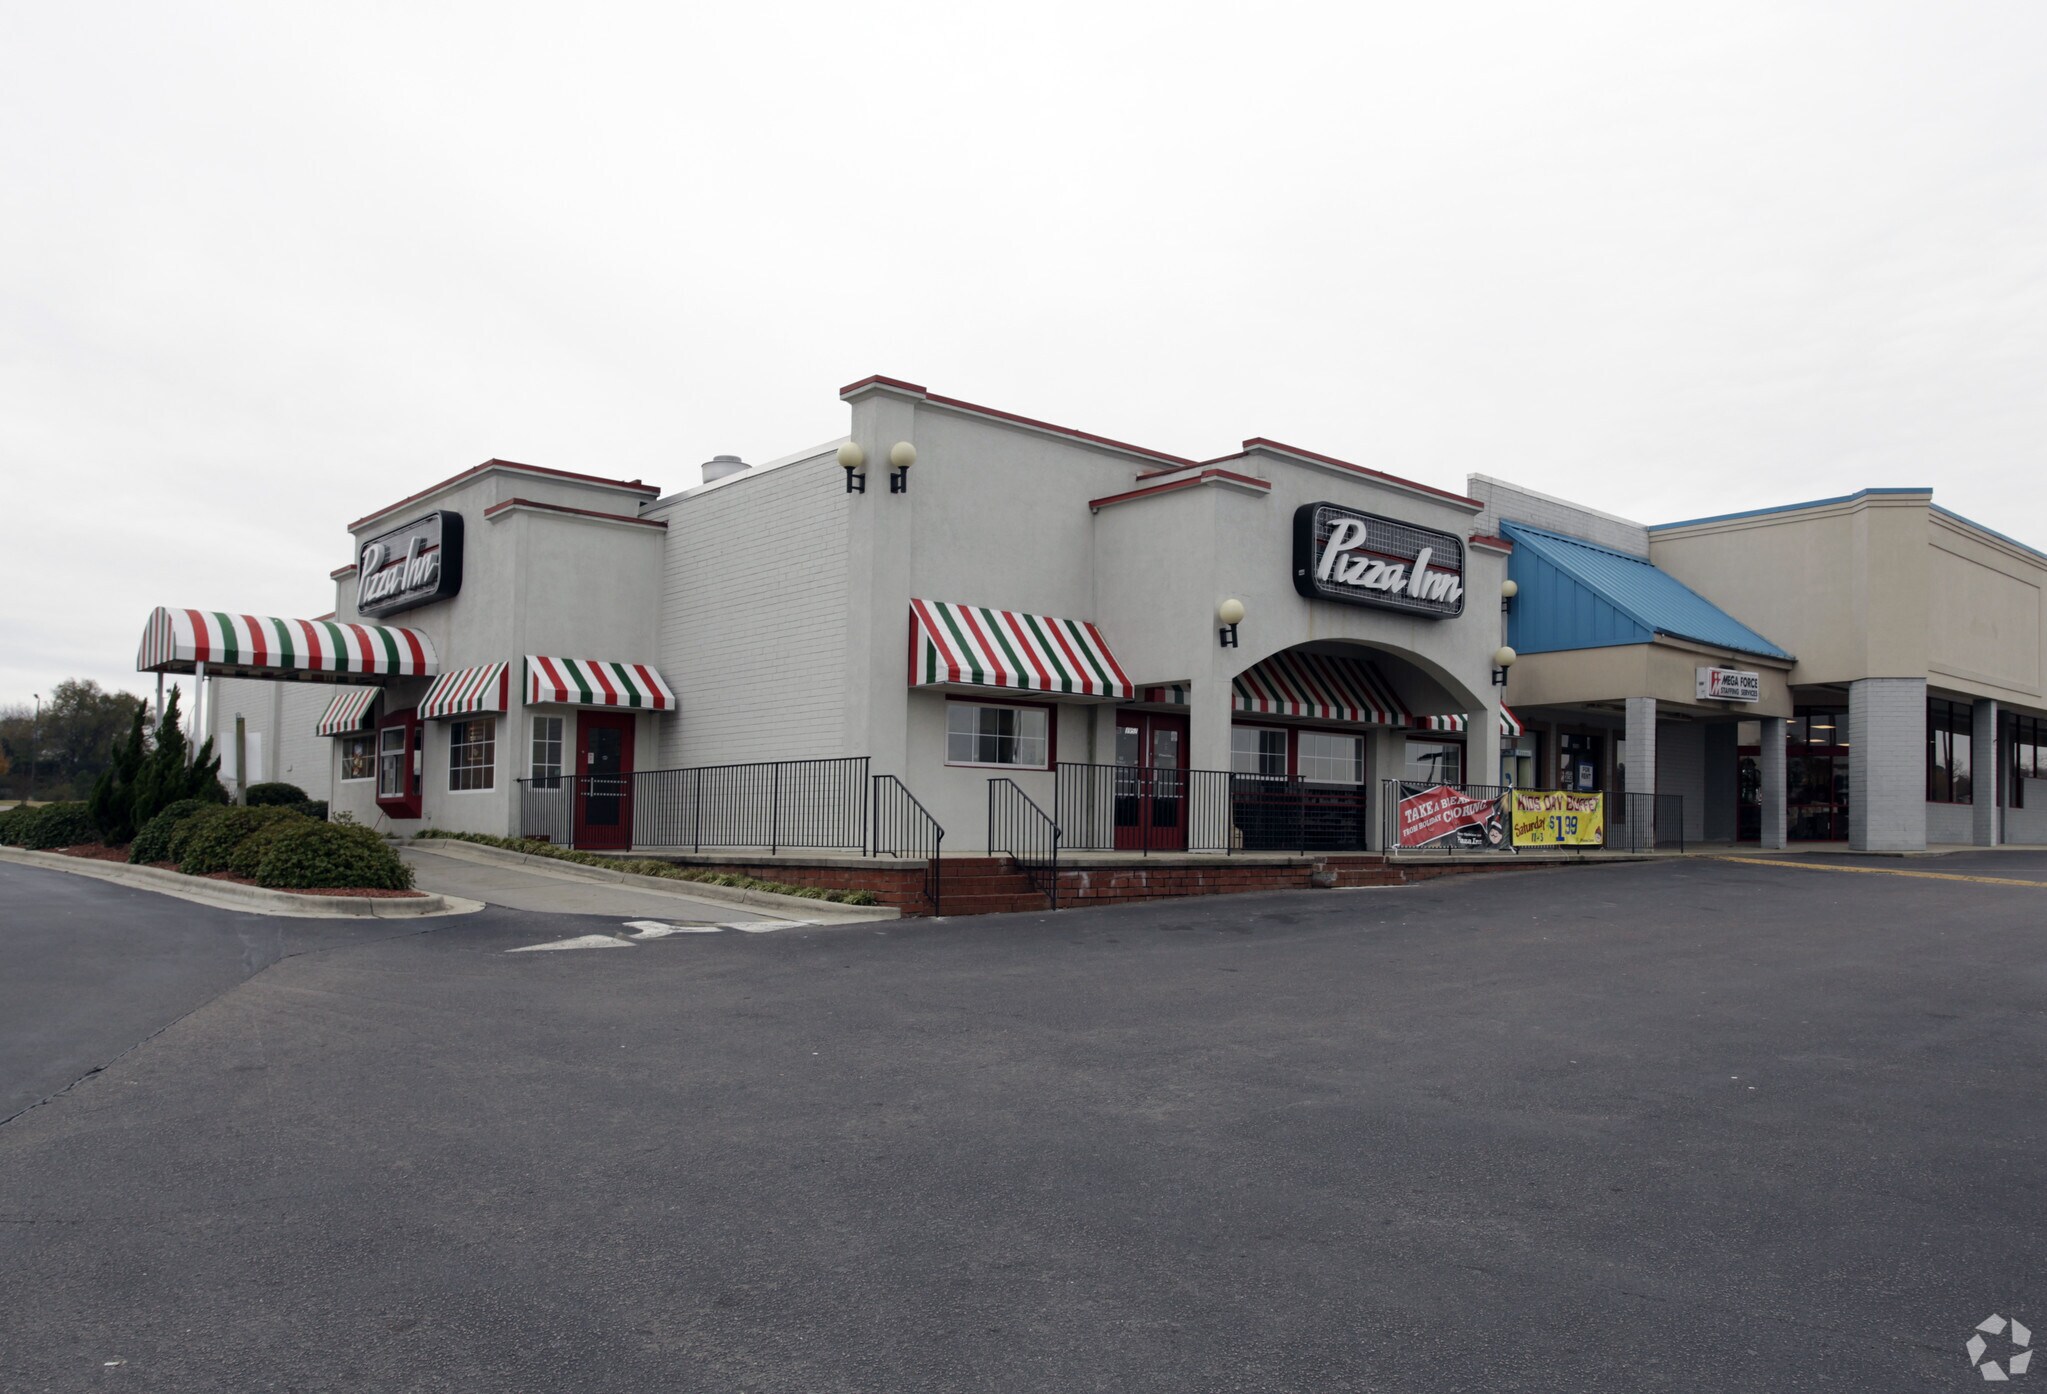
[1467,475,1651,555]
[655,453,851,768]
[2006,778,2047,844]
[1849,677,1927,852]
[1654,718,1708,844]
[1925,801,1973,845]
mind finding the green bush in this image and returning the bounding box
[0,805,33,846]
[128,798,214,864]
[245,782,310,808]
[412,828,881,905]
[166,804,233,866]
[179,806,305,877]
[227,813,314,879]
[256,821,413,891]
[12,802,100,851]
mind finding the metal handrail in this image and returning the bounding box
[1054,761,1371,855]
[871,774,945,916]
[515,756,871,852]
[988,777,1061,908]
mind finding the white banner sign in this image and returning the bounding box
[1697,666,1760,702]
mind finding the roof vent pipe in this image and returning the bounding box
[700,454,750,485]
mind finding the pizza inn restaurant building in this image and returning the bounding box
[139,375,2047,909]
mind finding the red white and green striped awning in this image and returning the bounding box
[420,663,510,721]
[1140,683,1189,705]
[910,599,1134,700]
[1413,707,1526,737]
[1232,652,1411,726]
[137,607,436,682]
[526,657,676,710]
[315,688,380,738]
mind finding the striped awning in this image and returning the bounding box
[315,688,380,738]
[910,599,1134,700]
[1413,706,1525,737]
[138,607,436,682]
[526,656,676,710]
[1232,652,1411,725]
[420,663,510,721]
[1140,683,1189,705]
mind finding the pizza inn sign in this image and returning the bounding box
[356,511,464,618]
[1292,503,1466,618]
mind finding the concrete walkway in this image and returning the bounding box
[399,843,808,922]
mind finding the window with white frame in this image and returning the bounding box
[1403,738,1462,785]
[340,733,375,782]
[530,714,564,787]
[377,725,408,799]
[1231,726,1288,778]
[1299,731,1364,785]
[946,701,1049,769]
[448,717,497,792]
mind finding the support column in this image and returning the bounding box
[1187,678,1233,778]
[1467,693,1506,789]
[1974,698,2000,846]
[1624,696,1657,848]
[1758,716,1788,849]
[1364,725,1407,851]
[1848,677,1927,852]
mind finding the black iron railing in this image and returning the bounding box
[871,774,945,916]
[1380,780,1686,854]
[517,756,871,853]
[988,778,1061,907]
[1053,763,1372,854]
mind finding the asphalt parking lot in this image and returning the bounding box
[3,853,2043,1392]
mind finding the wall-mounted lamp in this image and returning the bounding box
[838,441,868,493]
[888,441,917,493]
[1500,577,1518,613]
[1218,597,1245,649]
[1492,644,1517,687]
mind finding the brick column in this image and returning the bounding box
[1848,677,1927,852]
[1624,696,1657,849]
[1974,698,2000,846]
[1758,716,1788,849]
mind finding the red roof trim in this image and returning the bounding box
[1089,468,1273,512]
[312,611,336,622]
[1468,533,1514,553]
[329,564,358,579]
[1231,438,1483,508]
[349,459,659,532]
[482,497,667,529]
[839,374,1199,468]
[839,374,928,397]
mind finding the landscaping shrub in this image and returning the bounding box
[166,804,234,866]
[129,689,227,828]
[227,813,314,879]
[88,703,150,845]
[245,782,309,808]
[412,828,880,905]
[255,821,413,891]
[12,802,100,850]
[128,798,214,865]
[179,806,304,877]
[0,805,32,846]
[297,800,329,822]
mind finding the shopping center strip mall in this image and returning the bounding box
[134,375,2047,913]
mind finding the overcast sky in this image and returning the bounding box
[3,2,2042,704]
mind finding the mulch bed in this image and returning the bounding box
[52,845,425,898]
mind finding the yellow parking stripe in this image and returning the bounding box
[1716,856,2047,889]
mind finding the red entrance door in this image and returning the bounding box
[572,713,636,851]
[1114,709,1189,851]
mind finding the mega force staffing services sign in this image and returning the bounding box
[1395,784,1505,848]
[1511,791,1605,846]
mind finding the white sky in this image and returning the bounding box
[3,2,2043,702]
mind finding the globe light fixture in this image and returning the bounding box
[888,441,917,494]
[1492,644,1517,687]
[1218,597,1245,648]
[838,441,868,494]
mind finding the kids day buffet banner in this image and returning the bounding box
[1511,791,1605,846]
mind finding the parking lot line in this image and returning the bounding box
[1715,856,2047,889]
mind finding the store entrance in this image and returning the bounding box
[1113,709,1188,851]
[573,712,636,851]
[1739,707,1850,841]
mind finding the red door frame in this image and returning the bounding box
[374,706,423,820]
[572,712,636,851]
[1113,709,1189,851]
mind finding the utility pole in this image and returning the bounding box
[28,692,40,805]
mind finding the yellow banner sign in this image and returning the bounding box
[1512,791,1605,846]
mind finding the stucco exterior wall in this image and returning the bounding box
[1925,513,2045,706]
[1653,718,1708,844]
[1468,475,1650,557]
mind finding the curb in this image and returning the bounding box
[0,846,482,919]
[403,839,901,922]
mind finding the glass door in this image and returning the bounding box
[1113,710,1188,851]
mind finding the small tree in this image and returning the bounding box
[88,701,149,844]
[132,688,226,827]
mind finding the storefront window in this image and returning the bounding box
[377,725,408,800]
[449,717,497,792]
[1927,698,1972,804]
[1231,726,1288,778]
[1299,732,1363,785]
[2008,714,2045,809]
[1556,732,1602,793]
[946,701,1049,769]
[340,734,375,782]
[1401,738,1459,786]
[531,715,564,787]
